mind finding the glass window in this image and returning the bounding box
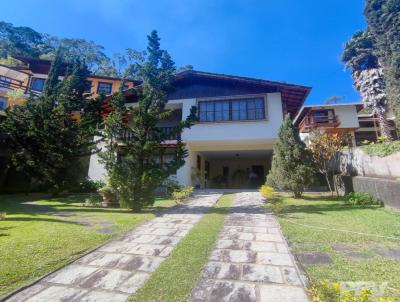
[198,97,265,122]
[122,85,129,91]
[97,82,112,95]
[84,81,92,93]
[0,76,11,88]
[0,96,7,110]
[30,77,45,92]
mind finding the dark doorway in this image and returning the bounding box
[251,165,265,188]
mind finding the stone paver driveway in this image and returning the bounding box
[5,193,221,302]
[191,192,309,302]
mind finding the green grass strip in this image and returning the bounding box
[129,193,233,302]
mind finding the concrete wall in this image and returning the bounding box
[338,148,400,179]
[352,176,400,209]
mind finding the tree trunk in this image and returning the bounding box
[324,172,334,195]
[375,110,394,141]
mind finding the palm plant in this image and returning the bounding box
[342,30,393,140]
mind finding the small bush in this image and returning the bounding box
[83,194,102,207]
[78,177,105,193]
[344,192,379,206]
[0,212,6,220]
[162,177,182,197]
[270,201,285,216]
[361,141,400,157]
[260,185,275,199]
[171,186,194,204]
[311,279,394,302]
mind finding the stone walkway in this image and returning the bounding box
[5,193,221,302]
[191,192,309,302]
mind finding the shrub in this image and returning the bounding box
[162,177,181,197]
[361,141,400,157]
[270,201,285,216]
[171,186,194,204]
[344,192,379,206]
[83,194,102,207]
[311,279,394,302]
[260,185,275,199]
[267,114,315,198]
[78,177,105,193]
[0,212,6,220]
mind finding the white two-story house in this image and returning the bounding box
[88,70,311,189]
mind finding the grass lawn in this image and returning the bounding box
[274,193,400,299]
[0,194,175,297]
[129,193,233,302]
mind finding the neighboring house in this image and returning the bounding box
[0,56,136,192]
[355,109,398,144]
[88,70,311,189]
[0,56,137,113]
[293,103,362,146]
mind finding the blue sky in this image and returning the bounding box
[1,0,366,104]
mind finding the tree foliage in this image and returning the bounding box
[342,30,393,139]
[0,21,48,58]
[309,131,348,195]
[100,31,196,211]
[267,115,315,198]
[365,0,400,131]
[0,52,103,193]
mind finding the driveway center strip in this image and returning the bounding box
[191,192,310,302]
[5,193,222,302]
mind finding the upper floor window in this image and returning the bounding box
[0,96,7,110]
[0,76,12,88]
[311,109,335,122]
[84,80,93,93]
[122,85,129,91]
[30,77,45,92]
[97,82,112,95]
[198,97,265,122]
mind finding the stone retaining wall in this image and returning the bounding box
[352,176,400,209]
[337,148,400,179]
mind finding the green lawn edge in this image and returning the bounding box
[273,193,400,300]
[0,194,175,297]
[129,193,234,302]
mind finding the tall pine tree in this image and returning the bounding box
[365,0,400,130]
[1,51,103,193]
[99,31,196,211]
[267,114,315,198]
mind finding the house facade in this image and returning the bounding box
[0,56,136,113]
[293,103,362,146]
[293,103,399,146]
[88,70,310,189]
[0,57,134,192]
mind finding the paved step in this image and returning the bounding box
[6,193,221,302]
[191,192,309,302]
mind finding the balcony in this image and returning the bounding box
[118,126,181,144]
[299,114,340,132]
[0,77,40,97]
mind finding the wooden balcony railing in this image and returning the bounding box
[299,114,340,132]
[0,78,40,96]
[119,126,181,143]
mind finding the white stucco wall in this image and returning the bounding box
[180,93,283,143]
[87,137,107,181]
[335,106,359,128]
[88,93,284,184]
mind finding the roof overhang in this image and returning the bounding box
[175,70,311,117]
